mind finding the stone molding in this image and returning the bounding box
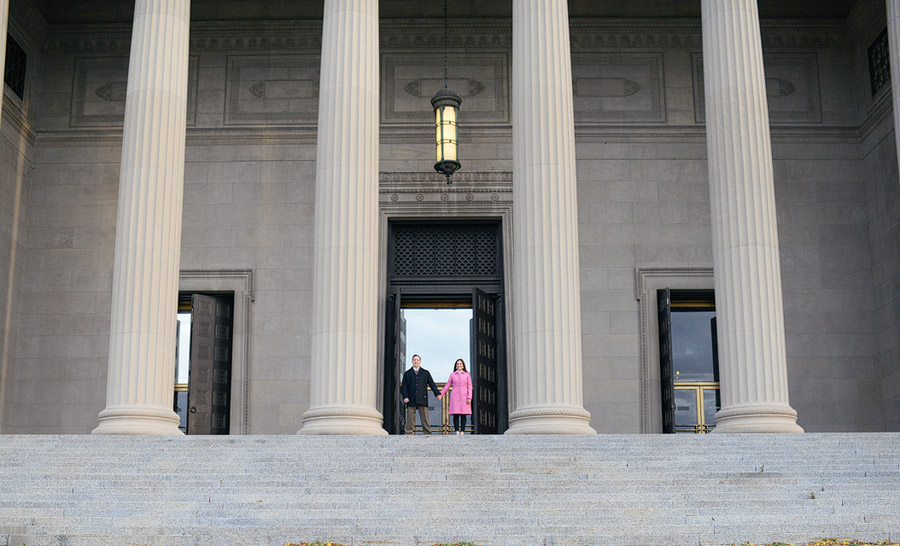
[180,269,254,435]
[376,171,516,424]
[33,122,864,148]
[42,18,849,53]
[634,267,714,434]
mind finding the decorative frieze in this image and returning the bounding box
[572,52,665,123]
[224,54,319,126]
[71,56,198,127]
[379,172,512,208]
[692,52,822,124]
[43,18,849,54]
[382,52,508,125]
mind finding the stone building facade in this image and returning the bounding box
[0,0,898,435]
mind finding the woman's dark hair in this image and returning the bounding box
[453,358,467,372]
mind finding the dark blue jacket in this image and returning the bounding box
[400,367,440,407]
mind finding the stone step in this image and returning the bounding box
[0,434,897,546]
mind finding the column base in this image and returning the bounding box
[298,405,388,435]
[506,405,596,434]
[92,406,183,435]
[712,403,804,433]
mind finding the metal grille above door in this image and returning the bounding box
[390,222,501,282]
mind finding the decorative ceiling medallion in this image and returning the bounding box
[95,82,127,102]
[767,78,796,97]
[248,81,266,98]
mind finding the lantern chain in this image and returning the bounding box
[443,0,449,88]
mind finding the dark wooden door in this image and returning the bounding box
[473,288,499,434]
[657,288,675,434]
[382,289,403,434]
[188,293,233,435]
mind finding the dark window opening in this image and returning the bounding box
[4,35,26,100]
[868,27,890,96]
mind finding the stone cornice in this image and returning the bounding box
[42,17,850,53]
[33,123,861,147]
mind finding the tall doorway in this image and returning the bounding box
[383,220,507,434]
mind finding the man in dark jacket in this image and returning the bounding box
[400,354,442,434]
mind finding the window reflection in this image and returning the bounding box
[671,310,716,382]
[670,297,719,434]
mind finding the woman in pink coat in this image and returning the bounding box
[440,358,473,435]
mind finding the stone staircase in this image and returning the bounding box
[0,434,898,546]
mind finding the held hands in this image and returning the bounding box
[437,394,443,400]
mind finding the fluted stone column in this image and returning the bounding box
[887,0,900,180]
[506,0,595,435]
[701,0,803,433]
[299,0,385,435]
[93,0,190,435]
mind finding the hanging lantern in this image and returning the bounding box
[432,87,461,184]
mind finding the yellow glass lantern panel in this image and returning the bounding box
[435,105,458,162]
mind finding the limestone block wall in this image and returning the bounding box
[0,0,43,433]
[0,103,32,432]
[850,0,900,431]
[5,14,891,433]
[861,118,900,431]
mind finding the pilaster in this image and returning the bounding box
[299,0,386,435]
[506,0,595,435]
[887,0,900,181]
[93,0,191,435]
[700,0,803,433]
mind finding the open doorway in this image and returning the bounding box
[399,303,473,434]
[383,220,507,434]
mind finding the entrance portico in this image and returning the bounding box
[93,0,802,435]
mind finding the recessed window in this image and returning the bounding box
[4,34,26,100]
[868,27,890,96]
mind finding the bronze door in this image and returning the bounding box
[188,293,233,435]
[657,288,676,433]
[473,288,499,434]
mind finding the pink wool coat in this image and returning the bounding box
[440,370,473,415]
